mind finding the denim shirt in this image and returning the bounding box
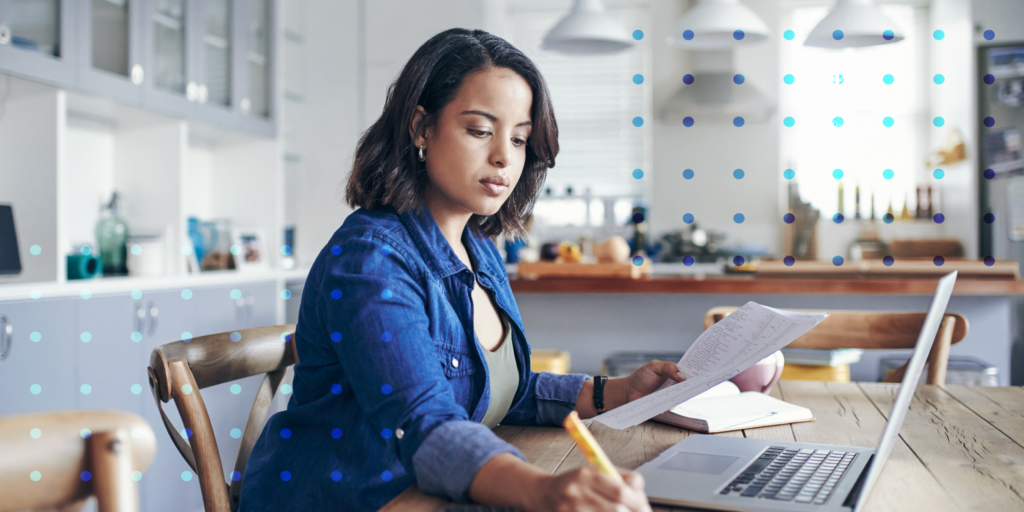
[237,203,590,511]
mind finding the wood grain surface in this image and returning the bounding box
[381,382,1024,511]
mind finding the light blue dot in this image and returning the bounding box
[381,384,392,394]
[832,116,844,127]
[733,74,745,85]
[131,289,142,300]
[280,245,292,256]
[833,169,844,179]
[331,471,342,481]
[632,74,644,84]
[683,29,694,41]
[832,29,844,40]
[933,116,945,127]
[30,471,41,481]
[331,331,342,342]
[30,245,41,255]
[784,30,795,40]
[833,213,845,224]
[80,245,91,256]
[733,117,745,127]
[30,384,41,395]
[131,384,142,395]
[181,332,192,342]
[784,74,795,85]
[31,428,41,438]
[231,428,242,439]
[331,244,342,255]
[883,29,895,40]
[331,428,342,439]
[80,384,92,395]
[883,168,894,179]
[833,256,844,266]
[181,289,192,300]
[180,245,192,255]
[683,213,694,224]
[933,74,945,84]
[331,289,342,300]
[280,289,292,300]
[784,169,795,179]
[80,290,91,300]
[733,169,745,179]
[984,29,995,41]
[683,169,694,179]
[30,331,41,342]
[182,471,192,482]
[883,74,894,84]
[632,169,643,179]
[381,331,392,343]
[230,384,241,395]
[230,245,241,256]
[683,116,694,127]
[733,30,745,40]
[131,245,142,256]
[230,331,241,342]
[281,332,292,343]
[381,428,392,439]
[783,116,795,127]
[632,29,644,40]
[80,428,91,438]
[632,116,644,127]
[80,332,91,342]
[382,471,393,482]
[733,213,745,224]
[331,384,342,394]
[281,384,292,395]
[30,290,41,300]
[933,29,944,40]
[883,116,894,127]
[381,245,393,256]
[933,169,945,179]
[280,428,292,439]
[131,471,142,482]
[181,384,192,395]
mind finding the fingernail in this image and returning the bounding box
[676,371,685,380]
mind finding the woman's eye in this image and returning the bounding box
[468,129,527,147]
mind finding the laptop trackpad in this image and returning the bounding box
[657,452,739,475]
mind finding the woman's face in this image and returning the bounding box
[412,66,534,219]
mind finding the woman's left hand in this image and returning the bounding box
[622,360,686,403]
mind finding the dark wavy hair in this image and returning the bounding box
[345,28,559,242]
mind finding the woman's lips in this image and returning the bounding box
[480,182,508,196]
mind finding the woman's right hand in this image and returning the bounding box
[530,466,653,512]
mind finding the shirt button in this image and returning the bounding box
[451,357,459,368]
[395,428,404,439]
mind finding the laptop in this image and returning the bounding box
[636,271,958,512]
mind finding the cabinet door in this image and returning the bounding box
[0,298,76,416]
[0,0,76,86]
[235,0,276,136]
[139,0,196,117]
[75,293,142,413]
[76,0,145,104]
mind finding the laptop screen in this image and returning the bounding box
[0,205,21,275]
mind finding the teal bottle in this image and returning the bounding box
[96,191,129,276]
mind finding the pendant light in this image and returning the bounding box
[804,0,904,48]
[665,0,771,50]
[541,0,635,55]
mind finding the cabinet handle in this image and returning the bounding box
[198,84,208,104]
[131,64,144,85]
[245,294,255,321]
[240,98,251,112]
[186,81,198,102]
[0,315,11,361]
[0,25,11,46]
[147,302,159,337]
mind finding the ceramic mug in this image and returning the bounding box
[729,350,785,394]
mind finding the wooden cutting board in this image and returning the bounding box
[515,260,652,279]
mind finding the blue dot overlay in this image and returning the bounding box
[683,169,694,179]
[784,256,795,266]
[733,169,745,179]
[833,256,844,266]
[733,213,745,224]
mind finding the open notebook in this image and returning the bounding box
[651,381,814,434]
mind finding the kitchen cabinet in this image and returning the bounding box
[76,0,145,104]
[0,298,76,415]
[0,0,76,86]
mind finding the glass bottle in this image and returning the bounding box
[96,191,129,276]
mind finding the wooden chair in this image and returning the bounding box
[703,308,968,385]
[147,325,297,512]
[0,410,156,512]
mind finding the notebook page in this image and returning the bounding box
[669,392,813,431]
[593,301,827,430]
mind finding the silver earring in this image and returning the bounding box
[417,146,426,162]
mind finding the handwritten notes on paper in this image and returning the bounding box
[593,302,828,430]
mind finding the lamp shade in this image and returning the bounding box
[541,0,635,55]
[666,0,771,50]
[804,0,905,48]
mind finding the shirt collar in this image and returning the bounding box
[396,201,500,280]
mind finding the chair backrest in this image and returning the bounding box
[147,325,297,512]
[703,308,969,385]
[0,410,156,512]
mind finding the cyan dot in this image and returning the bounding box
[984,29,995,40]
[984,116,995,128]
[131,290,143,302]
[331,471,343,482]
[281,384,292,395]
[933,256,945,266]
[784,74,795,85]
[733,29,745,40]
[883,168,894,179]
[381,331,392,342]
[984,213,995,224]
[30,470,41,481]
[181,384,193,395]
[331,331,342,342]
[131,384,142,394]
[382,471,393,482]
[933,29,944,40]
[230,244,241,256]
[683,213,694,224]
[733,117,745,127]
[181,289,192,300]
[331,428,342,439]
[933,169,945,179]
[381,384,392,395]
[280,471,292,481]
[80,332,91,342]
[934,213,945,223]
[833,256,844,266]
[883,29,895,40]
[331,289,342,300]
[130,428,142,439]
[832,29,844,40]
[280,244,292,256]
[733,74,745,85]
[632,116,644,127]
[683,74,694,84]
[833,169,844,179]
[784,169,795,179]
[784,256,795,266]
[230,384,241,395]
[281,332,292,343]
[381,428,392,439]
[632,74,644,84]
[30,428,41,438]
[131,244,142,256]
[30,384,41,394]
[230,331,241,342]
[984,168,995,179]
[883,213,895,224]
[934,116,945,127]
[331,244,342,255]
[30,290,41,300]
[80,245,92,256]
[883,116,894,127]
[832,116,844,127]
[80,290,91,300]
[883,255,895,266]
[632,255,644,266]
[783,213,795,224]
[683,256,695,266]
[682,169,694,179]
[833,213,844,224]
[230,289,241,300]
[81,471,92,482]
[733,169,745,179]
[883,74,895,84]
[181,331,192,342]
[682,116,694,127]
[733,256,745,266]
[30,331,41,342]
[783,30,795,40]
[934,74,945,84]
[984,74,995,85]
[180,245,193,255]
[733,213,745,224]
[80,384,92,395]
[783,116,795,127]
[281,289,292,300]
[230,428,242,439]
[984,256,996,266]
[632,169,643,179]
[331,384,342,394]
[231,471,242,481]
[280,428,292,439]
[30,245,41,255]
[80,428,91,439]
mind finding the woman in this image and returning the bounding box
[239,28,685,512]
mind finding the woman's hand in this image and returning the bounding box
[530,466,652,512]
[621,360,686,403]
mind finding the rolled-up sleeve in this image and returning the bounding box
[319,230,523,502]
[502,370,589,426]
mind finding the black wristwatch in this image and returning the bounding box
[593,375,607,412]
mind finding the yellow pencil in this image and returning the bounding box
[562,410,624,484]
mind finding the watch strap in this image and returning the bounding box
[593,375,606,412]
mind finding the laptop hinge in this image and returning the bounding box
[842,454,875,509]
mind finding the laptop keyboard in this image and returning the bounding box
[719,446,858,504]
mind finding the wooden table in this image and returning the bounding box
[381,381,1024,511]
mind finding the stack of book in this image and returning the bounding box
[779,348,864,382]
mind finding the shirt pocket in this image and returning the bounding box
[434,338,476,379]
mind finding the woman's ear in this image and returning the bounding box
[409,106,429,147]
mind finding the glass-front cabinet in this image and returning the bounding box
[141,0,193,115]
[0,0,75,84]
[77,0,145,103]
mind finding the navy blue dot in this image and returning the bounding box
[382,471,393,482]
[381,384,392,395]
[280,471,291,481]
[280,428,292,439]
[381,331,393,342]
[984,213,995,224]
[833,256,844,266]
[734,30,745,40]
[331,384,342,394]
[883,213,895,224]
[231,471,242,482]
[733,256,745,266]
[331,331,342,342]
[331,471,343,482]
[632,212,645,224]
[833,29,844,40]
[984,29,995,40]
[331,289,342,300]
[934,213,945,223]
[883,255,894,266]
[81,471,92,482]
[984,168,995,179]
[683,74,694,84]
[733,74,745,85]
[933,256,945,266]
[381,428,392,439]
[683,116,694,127]
[683,169,694,179]
[833,213,844,224]
[733,117,745,127]
[783,213,795,224]
[783,256,795,266]
[984,116,995,128]
[733,169,745,179]
[734,213,745,224]
[984,74,995,85]
[984,256,995,266]
[331,428,342,439]
[683,256,695,266]
[683,213,694,224]
[331,245,342,255]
